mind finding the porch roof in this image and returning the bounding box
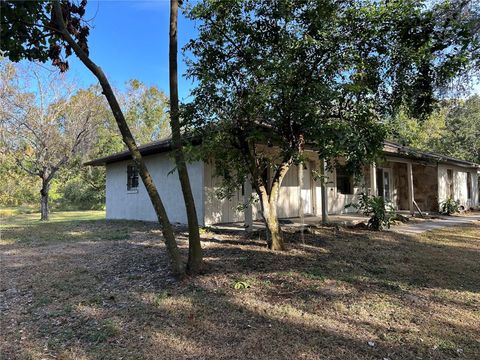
[383,141,480,168]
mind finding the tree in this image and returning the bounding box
[169,0,203,273]
[0,61,101,220]
[185,0,480,249]
[438,95,480,164]
[390,95,480,164]
[1,0,185,276]
[0,150,39,207]
[124,79,171,144]
[56,85,122,210]
[388,106,448,150]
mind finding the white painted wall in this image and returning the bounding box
[105,150,479,226]
[438,164,479,209]
[105,153,205,225]
[203,160,246,224]
[203,152,322,224]
[277,164,314,218]
[327,166,365,215]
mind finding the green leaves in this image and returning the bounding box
[346,193,397,231]
[388,96,480,164]
[185,1,479,188]
[440,197,460,215]
[1,0,90,72]
[233,280,251,290]
[124,80,171,145]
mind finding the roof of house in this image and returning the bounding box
[84,137,480,169]
[84,138,174,166]
[382,141,480,168]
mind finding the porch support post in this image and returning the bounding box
[244,179,253,232]
[320,159,328,224]
[370,163,377,196]
[407,162,415,215]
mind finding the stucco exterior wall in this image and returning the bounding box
[438,164,479,209]
[203,150,324,224]
[203,160,246,224]
[327,163,366,215]
[104,149,478,226]
[391,162,409,210]
[105,153,205,225]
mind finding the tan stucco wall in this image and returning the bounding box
[412,164,439,212]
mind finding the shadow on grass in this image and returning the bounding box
[1,219,478,359]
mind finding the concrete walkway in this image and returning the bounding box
[211,213,480,235]
[389,214,480,235]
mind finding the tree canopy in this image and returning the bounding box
[124,80,171,145]
[1,0,89,71]
[185,0,480,249]
[0,60,104,219]
[389,95,480,164]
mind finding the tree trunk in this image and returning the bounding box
[52,1,184,277]
[169,0,203,274]
[255,161,291,251]
[40,180,50,221]
[263,200,284,250]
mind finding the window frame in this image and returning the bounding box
[447,169,454,198]
[127,164,139,192]
[466,172,472,200]
[335,165,354,195]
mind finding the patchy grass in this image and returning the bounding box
[0,211,479,359]
[1,209,105,227]
[0,205,38,217]
[0,210,138,246]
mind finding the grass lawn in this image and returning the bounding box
[0,210,479,359]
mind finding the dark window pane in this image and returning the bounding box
[467,172,472,199]
[127,164,139,190]
[336,165,353,195]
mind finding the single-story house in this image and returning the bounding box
[85,139,480,226]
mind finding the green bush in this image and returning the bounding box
[440,197,460,215]
[346,193,397,231]
[56,177,105,210]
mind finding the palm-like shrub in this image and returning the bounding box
[346,193,397,231]
[440,197,460,215]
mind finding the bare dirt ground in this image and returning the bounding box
[1,212,479,359]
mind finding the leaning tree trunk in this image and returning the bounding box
[40,180,50,221]
[53,1,184,277]
[169,0,203,274]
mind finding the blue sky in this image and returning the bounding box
[55,0,480,98]
[68,0,198,101]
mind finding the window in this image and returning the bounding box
[467,172,472,199]
[127,164,139,191]
[447,169,454,198]
[336,165,353,195]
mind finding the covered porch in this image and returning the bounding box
[205,142,479,228]
[367,156,439,215]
